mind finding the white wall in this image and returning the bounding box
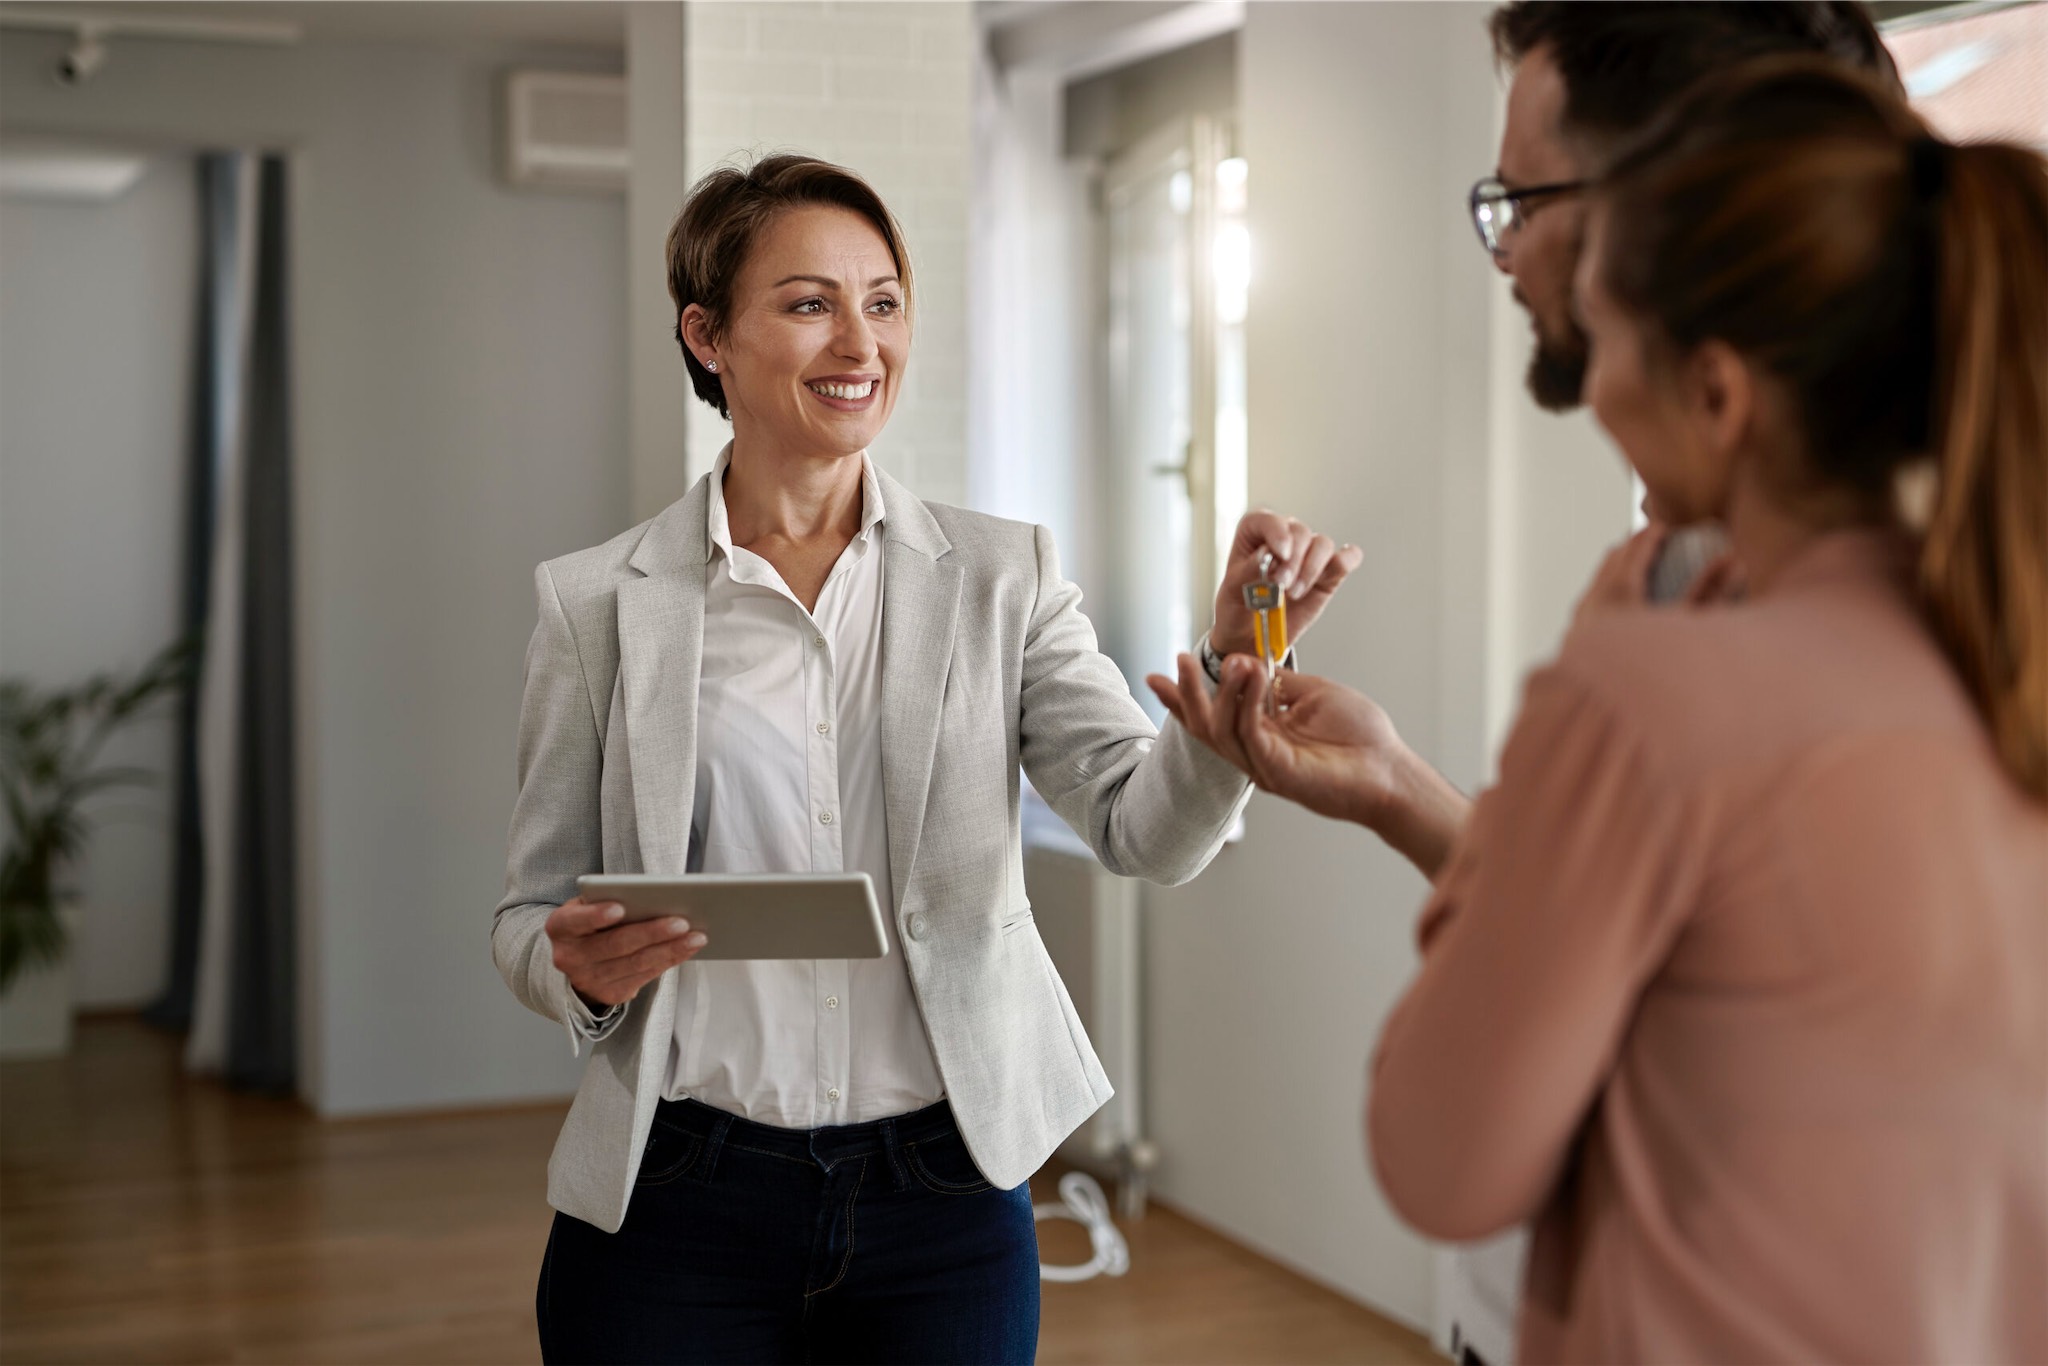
[626,3,692,524]
[0,29,631,1114]
[682,1,974,504]
[1484,322,1632,744]
[1063,30,1237,160]
[968,55,1100,583]
[0,156,195,1009]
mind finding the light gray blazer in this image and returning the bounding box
[493,464,1250,1233]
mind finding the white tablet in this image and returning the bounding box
[575,873,888,961]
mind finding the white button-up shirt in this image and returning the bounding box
[661,446,944,1128]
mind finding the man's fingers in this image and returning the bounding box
[1624,525,1669,589]
[1618,524,1669,592]
[1585,527,1665,610]
[1686,553,1743,606]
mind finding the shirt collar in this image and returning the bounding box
[1766,524,1914,598]
[706,442,888,562]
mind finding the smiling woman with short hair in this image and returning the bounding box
[490,154,1363,1365]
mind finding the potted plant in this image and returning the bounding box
[0,639,194,1057]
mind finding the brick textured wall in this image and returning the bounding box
[684,2,973,507]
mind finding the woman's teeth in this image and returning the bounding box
[808,380,875,400]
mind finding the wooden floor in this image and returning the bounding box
[1,1016,1438,1364]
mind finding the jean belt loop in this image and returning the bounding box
[878,1115,910,1192]
[690,1112,733,1186]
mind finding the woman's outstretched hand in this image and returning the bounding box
[1147,652,1402,826]
[1208,509,1364,658]
[545,895,708,1010]
[1147,653,1473,879]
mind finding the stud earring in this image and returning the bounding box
[705,360,719,373]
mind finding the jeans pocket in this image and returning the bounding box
[634,1120,702,1187]
[904,1131,995,1195]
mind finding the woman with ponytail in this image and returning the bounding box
[1168,58,2047,1362]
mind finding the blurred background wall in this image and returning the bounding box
[1,152,193,1009]
[0,17,630,1113]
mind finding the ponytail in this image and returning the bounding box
[1598,59,2048,803]
[1919,142,2048,802]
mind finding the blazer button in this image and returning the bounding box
[906,912,926,942]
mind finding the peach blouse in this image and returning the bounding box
[1370,530,2047,1363]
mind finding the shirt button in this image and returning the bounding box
[827,1087,841,1102]
[906,912,926,941]
[825,996,839,1009]
[816,721,830,735]
[819,811,834,826]
[813,634,826,649]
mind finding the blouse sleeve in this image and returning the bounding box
[1366,661,1706,1241]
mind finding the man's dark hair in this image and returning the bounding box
[1488,2,1898,150]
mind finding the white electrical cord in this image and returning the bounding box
[1035,1170,1130,1282]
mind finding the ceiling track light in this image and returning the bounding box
[53,24,107,86]
[0,4,301,88]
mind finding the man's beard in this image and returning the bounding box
[1525,322,1590,413]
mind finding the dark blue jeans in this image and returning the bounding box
[537,1097,1040,1365]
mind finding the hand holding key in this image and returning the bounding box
[1208,509,1361,662]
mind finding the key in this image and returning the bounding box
[1241,550,1290,689]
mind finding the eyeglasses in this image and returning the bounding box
[1468,176,1588,257]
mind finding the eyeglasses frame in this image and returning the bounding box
[1468,176,1589,256]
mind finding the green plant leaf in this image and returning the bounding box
[0,634,196,982]
[0,898,67,994]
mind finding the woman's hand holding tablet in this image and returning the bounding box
[544,895,709,1009]
[575,874,888,963]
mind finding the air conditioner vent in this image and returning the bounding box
[504,70,626,193]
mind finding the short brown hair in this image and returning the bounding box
[1598,58,2048,801]
[1488,2,1896,154]
[666,154,914,419]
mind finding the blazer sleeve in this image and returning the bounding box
[492,561,628,1054]
[1366,663,1704,1240]
[1017,523,1252,885]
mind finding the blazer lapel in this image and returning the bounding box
[616,477,711,876]
[877,471,961,911]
